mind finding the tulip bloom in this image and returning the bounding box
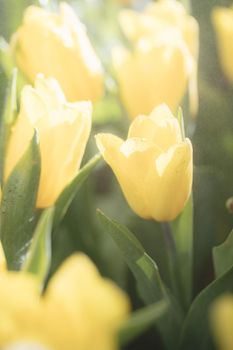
[210,295,233,350]
[212,6,233,83]
[96,104,193,222]
[11,3,103,102]
[113,0,198,119]
[5,74,91,208]
[0,253,129,350]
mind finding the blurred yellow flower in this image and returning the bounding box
[0,253,129,350]
[210,295,233,350]
[96,104,193,222]
[113,0,198,119]
[212,6,233,83]
[11,2,103,103]
[5,74,91,208]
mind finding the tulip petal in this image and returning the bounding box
[0,273,41,347]
[37,101,92,207]
[13,4,103,102]
[113,38,192,119]
[128,104,182,151]
[212,6,233,83]
[44,254,129,350]
[145,139,193,221]
[96,134,162,219]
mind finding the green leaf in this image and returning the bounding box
[213,230,233,278]
[179,266,233,350]
[0,132,41,270]
[54,153,101,227]
[0,38,15,77]
[119,300,168,346]
[23,207,54,284]
[172,195,193,309]
[0,68,18,184]
[97,209,183,350]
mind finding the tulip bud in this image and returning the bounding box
[210,295,233,350]
[113,0,198,119]
[11,3,103,103]
[5,74,92,208]
[212,6,233,83]
[96,104,193,222]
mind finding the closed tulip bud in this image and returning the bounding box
[96,104,193,222]
[212,6,233,83]
[5,74,92,208]
[210,295,233,350]
[113,0,198,119]
[11,3,103,102]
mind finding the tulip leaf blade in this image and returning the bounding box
[0,68,18,185]
[0,132,41,270]
[119,300,168,346]
[97,209,183,350]
[23,207,54,284]
[54,153,101,227]
[178,266,233,350]
[213,229,233,279]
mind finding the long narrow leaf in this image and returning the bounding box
[0,68,18,183]
[179,266,233,350]
[97,209,183,350]
[213,230,233,278]
[119,300,168,346]
[23,207,54,285]
[54,153,101,227]
[0,132,41,270]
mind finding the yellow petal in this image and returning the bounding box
[5,75,92,208]
[116,0,198,118]
[12,4,103,102]
[212,6,233,83]
[145,139,193,221]
[96,133,161,218]
[128,104,182,151]
[44,253,129,350]
[113,34,193,119]
[36,101,92,207]
[0,273,41,347]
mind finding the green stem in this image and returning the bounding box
[161,222,183,308]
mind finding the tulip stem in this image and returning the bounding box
[161,222,183,305]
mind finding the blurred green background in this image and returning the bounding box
[0,0,233,349]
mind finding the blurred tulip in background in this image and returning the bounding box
[113,0,198,119]
[210,295,233,350]
[11,3,103,102]
[0,253,129,350]
[212,5,233,83]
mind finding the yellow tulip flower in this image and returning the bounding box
[210,295,233,350]
[11,3,103,103]
[119,0,199,58]
[96,104,193,222]
[212,6,233,83]
[113,0,198,119]
[0,253,129,350]
[5,74,92,208]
